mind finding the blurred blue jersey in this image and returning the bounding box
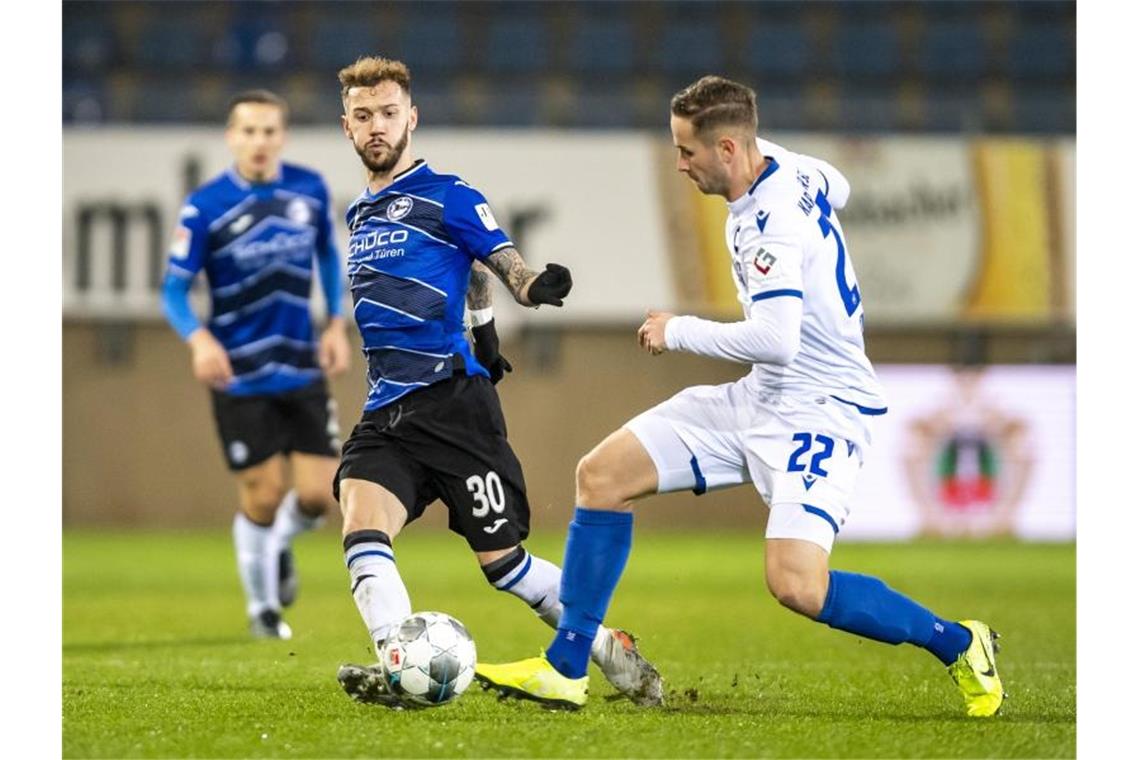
[345,160,513,411]
[163,163,341,396]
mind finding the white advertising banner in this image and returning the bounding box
[63,128,673,329]
[844,365,1075,541]
[63,129,1072,326]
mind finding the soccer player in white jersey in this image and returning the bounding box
[476,76,1005,717]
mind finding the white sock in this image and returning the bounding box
[344,530,411,657]
[482,548,612,660]
[233,512,274,617]
[272,490,322,543]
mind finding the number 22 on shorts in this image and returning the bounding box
[786,432,835,477]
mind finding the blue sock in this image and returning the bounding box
[817,570,972,666]
[545,508,633,678]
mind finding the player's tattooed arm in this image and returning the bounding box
[484,247,536,305]
[484,246,573,307]
[466,260,495,311]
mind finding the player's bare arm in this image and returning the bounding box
[187,327,234,389]
[466,260,495,311]
[319,316,352,377]
[467,261,513,384]
[484,246,573,307]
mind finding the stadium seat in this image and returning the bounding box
[133,16,208,71]
[832,21,901,79]
[63,79,107,124]
[484,82,545,127]
[389,12,461,74]
[408,85,458,126]
[63,14,116,71]
[569,88,636,128]
[746,22,810,80]
[654,18,724,77]
[838,88,901,133]
[130,77,199,123]
[755,85,806,131]
[1012,88,1075,134]
[1006,23,1074,80]
[568,16,636,76]
[916,20,987,81]
[213,18,293,71]
[311,19,382,70]
[922,88,986,132]
[486,17,551,74]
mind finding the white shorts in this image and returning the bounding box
[623,379,876,553]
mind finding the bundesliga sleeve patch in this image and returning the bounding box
[169,226,192,259]
[753,247,777,276]
[475,203,500,231]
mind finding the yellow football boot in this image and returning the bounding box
[947,620,1006,717]
[475,654,588,710]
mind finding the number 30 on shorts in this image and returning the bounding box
[466,471,506,517]
[787,432,835,477]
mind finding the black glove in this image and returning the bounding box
[526,263,573,307]
[471,319,513,385]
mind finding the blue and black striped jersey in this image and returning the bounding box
[164,163,341,396]
[344,160,513,411]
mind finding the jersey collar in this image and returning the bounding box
[729,156,779,215]
[226,165,283,191]
[362,159,428,199]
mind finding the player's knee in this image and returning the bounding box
[765,567,827,618]
[295,488,334,517]
[239,482,285,524]
[338,480,405,537]
[575,452,631,508]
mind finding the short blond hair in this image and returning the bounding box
[338,56,412,101]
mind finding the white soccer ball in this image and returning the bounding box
[379,611,477,707]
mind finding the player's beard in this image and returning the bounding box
[693,166,730,197]
[357,125,410,174]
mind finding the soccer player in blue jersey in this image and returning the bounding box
[161,90,351,640]
[328,57,663,709]
[477,76,1005,717]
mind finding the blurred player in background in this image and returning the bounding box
[328,57,662,709]
[160,90,351,640]
[477,76,1005,717]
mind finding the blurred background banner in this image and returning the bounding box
[62,0,1076,539]
[64,129,1074,328]
[663,134,1075,324]
[845,364,1075,541]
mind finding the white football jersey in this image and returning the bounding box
[724,139,887,412]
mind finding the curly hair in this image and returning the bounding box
[337,56,412,100]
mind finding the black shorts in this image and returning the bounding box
[211,378,341,471]
[335,374,530,552]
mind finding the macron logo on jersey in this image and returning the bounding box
[756,210,771,233]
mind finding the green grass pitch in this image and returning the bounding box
[63,530,1074,758]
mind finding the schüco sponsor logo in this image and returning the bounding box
[349,228,409,255]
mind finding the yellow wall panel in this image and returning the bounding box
[966,141,1053,319]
